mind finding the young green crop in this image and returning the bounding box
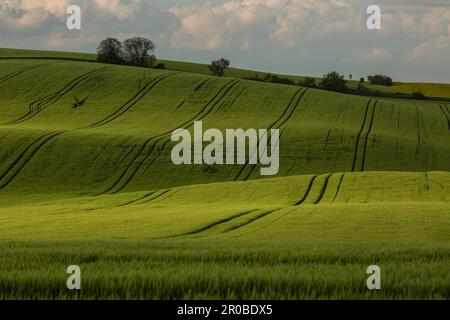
[0,53,448,300]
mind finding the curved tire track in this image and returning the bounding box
[331,173,345,203]
[360,100,379,172]
[0,131,63,190]
[0,68,107,187]
[166,209,260,238]
[140,80,242,173]
[97,79,241,195]
[234,87,309,181]
[438,104,450,130]
[0,71,186,191]
[0,63,52,86]
[314,173,332,204]
[87,72,180,128]
[351,99,372,172]
[221,208,281,234]
[7,68,106,125]
[294,175,318,205]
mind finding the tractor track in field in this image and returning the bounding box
[416,107,422,144]
[415,107,423,162]
[172,100,186,112]
[331,173,345,203]
[0,131,15,144]
[438,104,450,130]
[351,99,372,172]
[194,78,210,92]
[118,188,175,206]
[0,63,52,86]
[360,101,379,172]
[6,68,107,125]
[166,209,261,238]
[86,72,180,128]
[141,79,243,168]
[293,173,336,205]
[172,79,216,113]
[118,190,158,207]
[0,130,63,189]
[0,73,235,192]
[322,104,344,156]
[136,73,148,91]
[351,99,379,172]
[221,208,281,234]
[217,86,247,113]
[424,173,430,191]
[294,175,318,205]
[172,79,213,112]
[171,177,343,236]
[314,173,332,204]
[96,79,241,195]
[0,71,178,190]
[138,188,181,205]
[415,107,436,169]
[234,87,309,181]
[54,187,176,213]
[396,106,401,153]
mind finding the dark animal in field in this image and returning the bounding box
[72,96,88,109]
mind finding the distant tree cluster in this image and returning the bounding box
[368,74,393,86]
[244,71,348,92]
[97,37,163,68]
[299,77,317,88]
[243,74,296,85]
[263,74,295,85]
[319,71,347,92]
[412,91,426,100]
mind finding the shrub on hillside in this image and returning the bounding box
[412,91,426,100]
[264,74,295,85]
[319,71,347,92]
[153,63,166,70]
[244,74,265,82]
[299,77,316,88]
[208,58,230,77]
[368,74,393,86]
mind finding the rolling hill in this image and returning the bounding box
[0,51,449,299]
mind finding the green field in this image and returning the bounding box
[393,83,450,100]
[0,51,449,299]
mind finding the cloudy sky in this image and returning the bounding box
[1,0,449,82]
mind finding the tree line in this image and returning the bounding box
[96,38,426,99]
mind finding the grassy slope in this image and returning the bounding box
[0,53,449,299]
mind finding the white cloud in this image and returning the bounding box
[167,0,283,49]
[271,0,361,47]
[166,0,361,50]
[47,32,100,49]
[407,24,450,63]
[353,47,393,62]
[94,0,141,21]
[0,0,71,28]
